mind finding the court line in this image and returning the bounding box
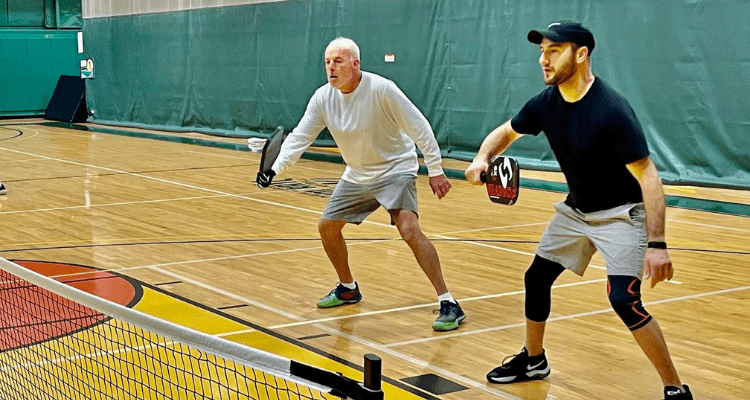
[437,222,548,236]
[434,234,685,284]
[267,278,607,329]
[667,218,750,234]
[433,234,609,272]
[0,146,342,217]
[385,284,750,347]
[0,194,231,215]
[2,136,738,399]
[146,264,525,399]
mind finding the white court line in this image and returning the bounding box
[437,222,548,236]
[0,194,230,215]
[385,284,750,347]
[137,238,397,322]
[0,146,343,218]
[434,233,607,272]
[186,149,344,174]
[147,264,525,399]
[667,217,750,234]
[268,278,606,329]
[434,234,684,284]
[0,139,731,399]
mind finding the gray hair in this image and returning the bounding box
[326,37,360,61]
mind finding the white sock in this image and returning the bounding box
[340,281,357,290]
[438,292,456,304]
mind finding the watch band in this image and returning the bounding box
[647,241,667,249]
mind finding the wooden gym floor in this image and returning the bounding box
[0,119,748,399]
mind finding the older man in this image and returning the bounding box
[257,37,465,331]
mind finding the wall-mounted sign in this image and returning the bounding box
[80,58,94,79]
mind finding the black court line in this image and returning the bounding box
[1,238,747,256]
[0,314,106,331]
[297,333,331,341]
[1,260,144,354]
[216,304,249,311]
[6,259,440,398]
[0,127,24,141]
[135,275,441,400]
[154,281,183,286]
[38,121,750,217]
[3,164,254,184]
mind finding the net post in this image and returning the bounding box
[363,353,381,392]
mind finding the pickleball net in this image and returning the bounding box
[0,258,383,400]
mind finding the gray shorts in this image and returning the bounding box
[536,202,647,278]
[321,174,418,225]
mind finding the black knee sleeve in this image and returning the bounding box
[525,256,566,322]
[608,276,652,331]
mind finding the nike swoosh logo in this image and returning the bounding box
[666,390,682,396]
[527,360,545,370]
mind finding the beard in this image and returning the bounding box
[543,56,576,86]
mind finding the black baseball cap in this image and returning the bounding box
[528,20,595,54]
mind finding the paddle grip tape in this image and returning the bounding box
[607,276,652,331]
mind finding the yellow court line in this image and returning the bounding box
[134,286,430,399]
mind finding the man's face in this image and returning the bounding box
[324,46,360,93]
[538,38,578,86]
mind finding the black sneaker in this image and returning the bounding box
[432,300,466,331]
[486,347,550,384]
[663,385,692,399]
[0,183,6,195]
[316,283,362,308]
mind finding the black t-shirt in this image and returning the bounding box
[511,78,649,213]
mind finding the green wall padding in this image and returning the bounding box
[44,0,83,28]
[84,0,750,189]
[0,0,81,28]
[0,30,81,116]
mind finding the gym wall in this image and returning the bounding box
[0,0,82,116]
[81,0,750,189]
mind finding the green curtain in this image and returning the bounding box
[83,0,750,189]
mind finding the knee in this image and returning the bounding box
[607,276,652,331]
[525,256,565,292]
[394,213,422,244]
[398,225,423,247]
[524,256,565,322]
[318,219,343,238]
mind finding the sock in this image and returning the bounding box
[340,281,357,290]
[665,386,685,394]
[438,292,456,304]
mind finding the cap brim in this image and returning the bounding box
[527,29,566,44]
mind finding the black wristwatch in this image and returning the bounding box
[647,241,667,249]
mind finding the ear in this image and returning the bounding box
[577,46,589,63]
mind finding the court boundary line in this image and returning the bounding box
[386,284,750,347]
[45,121,750,216]
[4,127,747,399]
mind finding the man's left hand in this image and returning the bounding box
[429,174,452,199]
[643,248,673,288]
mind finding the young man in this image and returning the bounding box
[465,21,692,399]
[257,37,465,331]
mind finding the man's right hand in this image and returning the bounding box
[465,159,489,185]
[256,170,276,188]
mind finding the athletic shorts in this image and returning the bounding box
[536,201,647,278]
[321,174,418,225]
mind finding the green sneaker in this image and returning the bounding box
[432,300,466,331]
[316,283,362,308]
